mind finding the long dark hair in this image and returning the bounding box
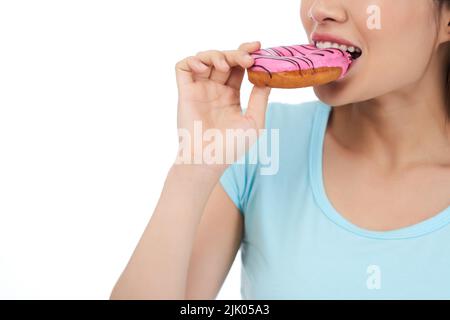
[436,0,449,117]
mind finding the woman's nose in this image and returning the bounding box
[308,0,347,24]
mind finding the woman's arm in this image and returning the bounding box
[184,173,243,299]
[110,41,269,299]
[109,164,243,299]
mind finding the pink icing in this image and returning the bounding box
[248,44,352,79]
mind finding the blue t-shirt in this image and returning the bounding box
[219,100,450,299]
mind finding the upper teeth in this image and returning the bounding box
[314,41,361,53]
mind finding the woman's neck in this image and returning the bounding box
[329,54,450,172]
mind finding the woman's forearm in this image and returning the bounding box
[110,164,224,299]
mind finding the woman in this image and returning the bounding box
[111,0,450,299]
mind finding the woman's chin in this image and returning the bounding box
[313,85,353,107]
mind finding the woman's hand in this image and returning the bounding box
[174,41,271,173]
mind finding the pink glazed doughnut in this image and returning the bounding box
[247,44,353,89]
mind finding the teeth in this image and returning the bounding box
[314,41,361,54]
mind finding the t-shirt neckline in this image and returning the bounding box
[309,101,450,240]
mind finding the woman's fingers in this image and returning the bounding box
[192,50,226,82]
[209,56,232,83]
[194,45,257,85]
[186,56,212,81]
[226,42,260,90]
[175,57,196,89]
[225,51,254,90]
[174,55,213,92]
[238,41,261,52]
[213,50,254,86]
[244,85,271,130]
[175,41,261,90]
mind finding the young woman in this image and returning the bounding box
[111,0,450,299]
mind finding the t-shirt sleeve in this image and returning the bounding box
[219,155,248,214]
[219,102,275,215]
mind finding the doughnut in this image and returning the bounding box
[246,44,353,89]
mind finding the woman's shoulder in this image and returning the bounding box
[220,99,330,214]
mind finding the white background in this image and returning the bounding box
[0,0,317,299]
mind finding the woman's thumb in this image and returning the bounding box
[244,85,271,129]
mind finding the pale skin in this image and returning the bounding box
[110,0,450,299]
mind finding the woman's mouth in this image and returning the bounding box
[313,41,362,60]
